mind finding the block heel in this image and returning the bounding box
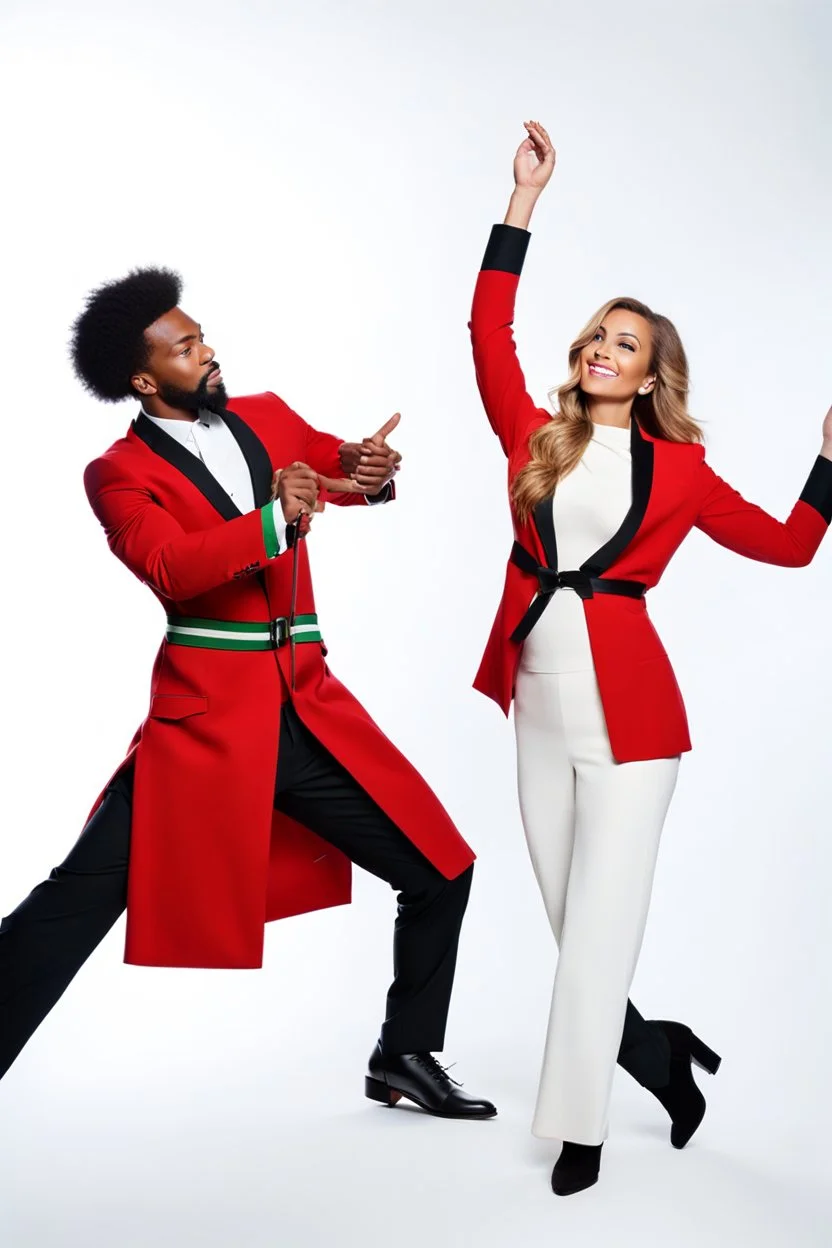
[365,1076,402,1107]
[689,1032,721,1076]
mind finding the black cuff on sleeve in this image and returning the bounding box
[366,481,393,505]
[800,455,832,524]
[481,224,530,275]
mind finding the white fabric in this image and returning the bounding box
[142,408,288,553]
[514,665,679,1144]
[521,421,632,674]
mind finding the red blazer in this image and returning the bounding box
[85,393,474,970]
[470,225,832,762]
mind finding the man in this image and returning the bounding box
[0,266,495,1120]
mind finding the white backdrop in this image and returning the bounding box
[0,2,830,1245]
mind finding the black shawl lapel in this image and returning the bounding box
[581,418,654,576]
[221,409,274,509]
[532,495,558,570]
[133,412,242,521]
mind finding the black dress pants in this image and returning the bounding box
[0,702,473,1080]
[0,701,670,1087]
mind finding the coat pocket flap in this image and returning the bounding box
[149,694,209,720]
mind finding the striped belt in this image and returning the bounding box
[165,613,322,652]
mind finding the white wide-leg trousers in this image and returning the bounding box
[514,665,680,1145]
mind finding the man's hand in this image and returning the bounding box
[338,413,402,495]
[273,462,321,525]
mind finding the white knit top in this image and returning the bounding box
[520,421,632,674]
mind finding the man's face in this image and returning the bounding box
[131,307,228,414]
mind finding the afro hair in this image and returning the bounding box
[70,266,183,402]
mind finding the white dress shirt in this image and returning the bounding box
[520,421,632,674]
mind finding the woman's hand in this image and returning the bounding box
[505,121,556,229]
[822,405,832,461]
[513,120,556,192]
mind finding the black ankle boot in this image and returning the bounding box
[551,1142,603,1196]
[647,1020,721,1148]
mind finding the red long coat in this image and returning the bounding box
[84,394,474,969]
[470,226,832,762]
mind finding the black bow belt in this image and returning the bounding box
[509,541,646,643]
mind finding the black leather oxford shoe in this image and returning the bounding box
[365,1045,497,1119]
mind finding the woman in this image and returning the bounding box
[470,120,832,1196]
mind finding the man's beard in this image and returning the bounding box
[158,369,229,416]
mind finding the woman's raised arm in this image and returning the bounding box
[469,122,557,457]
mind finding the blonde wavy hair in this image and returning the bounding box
[512,297,703,523]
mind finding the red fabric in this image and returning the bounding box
[84,393,473,969]
[470,269,829,762]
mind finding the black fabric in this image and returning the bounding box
[0,770,134,1080]
[365,481,394,506]
[275,702,472,1054]
[480,224,531,276]
[221,409,275,509]
[0,710,472,1079]
[581,418,654,576]
[510,590,553,643]
[799,455,832,525]
[618,1001,672,1089]
[533,494,559,569]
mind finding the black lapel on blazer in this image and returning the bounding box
[221,408,274,509]
[581,419,654,576]
[132,412,242,521]
[532,495,558,570]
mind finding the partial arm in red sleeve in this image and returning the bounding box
[262,393,395,508]
[470,224,544,457]
[694,453,832,566]
[85,457,287,601]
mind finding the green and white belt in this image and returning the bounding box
[165,613,322,652]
